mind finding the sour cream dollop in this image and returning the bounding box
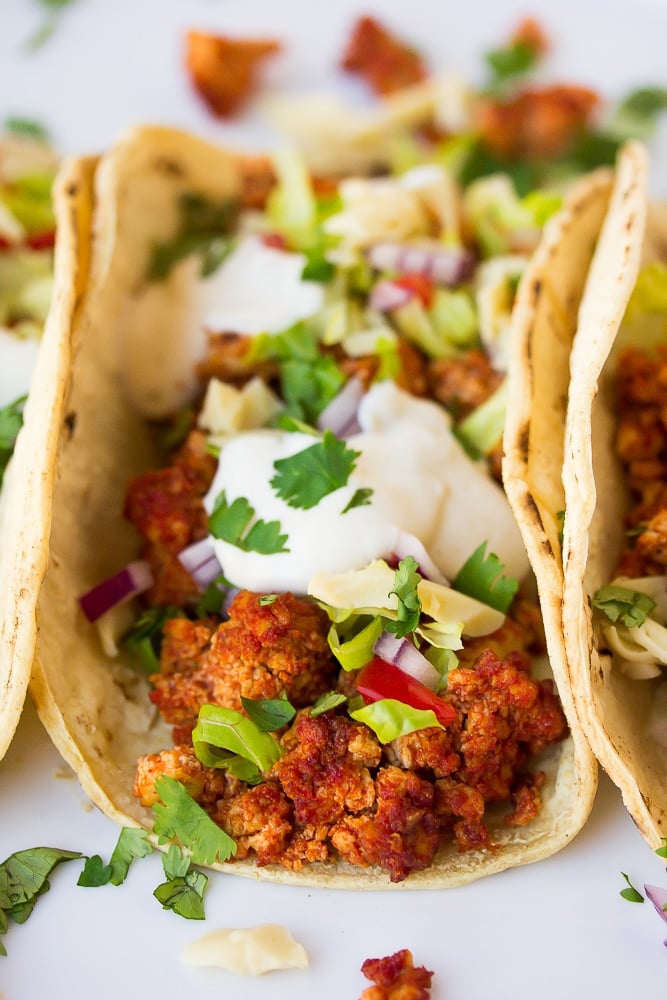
[204,382,529,593]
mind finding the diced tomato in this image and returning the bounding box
[356,657,457,727]
[26,229,56,250]
[394,272,435,308]
[261,232,288,251]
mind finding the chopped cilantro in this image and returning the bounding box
[592,585,656,629]
[3,117,50,142]
[620,872,645,903]
[247,322,345,424]
[386,556,422,639]
[152,776,237,866]
[0,847,81,956]
[656,838,667,860]
[485,39,540,88]
[607,87,667,141]
[209,491,289,554]
[240,695,296,731]
[342,487,373,514]
[0,395,26,490]
[26,0,80,51]
[148,192,238,282]
[310,691,348,717]
[77,827,154,888]
[154,845,208,920]
[301,244,335,283]
[122,605,184,674]
[195,575,230,617]
[270,430,362,510]
[453,542,519,613]
[258,593,278,606]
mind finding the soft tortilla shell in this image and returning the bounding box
[35,126,595,887]
[562,146,667,847]
[0,157,96,760]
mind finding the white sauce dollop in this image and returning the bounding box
[203,236,325,335]
[204,382,529,593]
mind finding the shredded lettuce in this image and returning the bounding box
[456,379,508,456]
[349,698,444,742]
[328,615,384,671]
[428,288,478,349]
[191,703,284,781]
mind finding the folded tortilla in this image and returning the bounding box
[31,126,607,886]
[562,147,667,848]
[0,156,96,761]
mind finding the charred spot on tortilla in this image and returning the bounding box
[154,157,186,178]
[64,411,77,439]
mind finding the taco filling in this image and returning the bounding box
[69,135,586,885]
[30,120,608,888]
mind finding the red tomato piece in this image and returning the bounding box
[394,272,435,307]
[356,657,457,727]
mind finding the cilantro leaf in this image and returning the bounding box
[240,695,296,732]
[152,776,236,866]
[592,585,656,629]
[620,872,645,903]
[248,322,345,424]
[3,117,50,142]
[310,691,348,717]
[161,843,191,880]
[258,593,278,606]
[342,487,373,514]
[656,838,667,860]
[607,87,667,141]
[108,828,154,885]
[77,856,112,887]
[270,430,361,510]
[148,192,238,282]
[385,556,422,639]
[122,605,184,673]
[209,492,288,555]
[452,542,519,613]
[0,395,26,490]
[485,39,539,87]
[0,847,81,955]
[196,575,231,617]
[154,869,208,920]
[154,847,208,920]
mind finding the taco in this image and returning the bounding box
[31,125,607,887]
[562,172,667,848]
[0,155,96,761]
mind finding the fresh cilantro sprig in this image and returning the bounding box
[149,192,238,282]
[152,776,237,866]
[453,542,519,613]
[209,491,288,554]
[271,430,362,511]
[386,556,422,639]
[0,847,81,956]
[26,0,80,51]
[0,395,26,490]
[592,585,656,629]
[342,488,373,514]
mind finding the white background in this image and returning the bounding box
[1,1,667,997]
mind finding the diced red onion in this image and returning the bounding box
[644,884,667,945]
[178,538,223,591]
[316,376,364,437]
[367,241,475,287]
[79,560,154,623]
[389,528,449,585]
[373,632,441,691]
[369,279,415,313]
